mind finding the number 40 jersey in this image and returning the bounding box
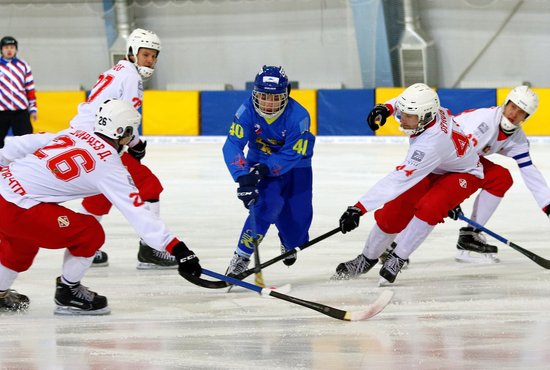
[222,96,315,180]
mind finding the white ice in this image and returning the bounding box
[2,138,550,370]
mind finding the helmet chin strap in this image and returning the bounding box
[137,65,154,80]
[399,125,416,136]
[128,55,155,80]
[399,119,430,136]
[500,115,520,135]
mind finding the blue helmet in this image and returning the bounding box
[252,65,289,118]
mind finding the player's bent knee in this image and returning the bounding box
[484,167,513,197]
[70,218,106,257]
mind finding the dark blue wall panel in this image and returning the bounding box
[317,89,375,135]
[200,91,250,135]
[437,88,496,116]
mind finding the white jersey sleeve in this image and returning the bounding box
[358,139,443,211]
[0,132,54,166]
[94,163,177,251]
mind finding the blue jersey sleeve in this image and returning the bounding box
[222,103,254,182]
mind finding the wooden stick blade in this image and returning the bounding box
[345,290,394,321]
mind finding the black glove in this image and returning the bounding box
[172,241,202,278]
[339,206,363,234]
[366,104,391,131]
[236,164,269,209]
[237,163,269,187]
[237,185,259,209]
[544,205,550,218]
[128,140,147,161]
[448,204,463,220]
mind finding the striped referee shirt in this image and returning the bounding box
[0,57,37,113]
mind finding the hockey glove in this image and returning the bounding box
[237,185,259,209]
[448,204,463,220]
[172,241,202,278]
[366,104,391,132]
[339,206,363,234]
[237,163,269,187]
[544,205,550,219]
[236,163,269,209]
[128,140,147,161]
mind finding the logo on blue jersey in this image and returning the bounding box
[254,123,262,135]
[411,150,425,162]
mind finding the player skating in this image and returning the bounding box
[222,65,315,277]
[333,83,483,285]
[384,85,542,264]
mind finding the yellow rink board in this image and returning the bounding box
[290,89,317,135]
[374,87,407,136]
[497,87,550,135]
[33,91,86,133]
[143,91,200,135]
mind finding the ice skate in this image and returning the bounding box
[379,251,407,286]
[332,254,378,280]
[225,253,251,278]
[455,227,499,263]
[379,242,410,269]
[137,240,178,269]
[0,289,30,312]
[280,245,297,266]
[91,250,109,267]
[54,277,110,315]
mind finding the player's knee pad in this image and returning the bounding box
[415,201,449,225]
[0,250,38,272]
[483,168,513,197]
[69,217,105,257]
[374,209,413,234]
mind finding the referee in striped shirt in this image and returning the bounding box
[0,36,37,148]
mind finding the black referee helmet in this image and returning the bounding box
[1,36,18,49]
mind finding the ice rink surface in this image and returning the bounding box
[2,138,550,370]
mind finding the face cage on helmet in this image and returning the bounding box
[119,126,135,140]
[252,90,288,119]
[136,65,155,80]
[395,108,434,136]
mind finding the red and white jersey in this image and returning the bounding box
[358,105,483,212]
[0,57,37,113]
[70,60,142,147]
[455,106,550,209]
[0,129,176,252]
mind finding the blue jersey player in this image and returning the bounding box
[223,65,315,277]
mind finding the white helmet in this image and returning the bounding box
[126,28,161,79]
[500,85,539,134]
[94,99,141,142]
[395,83,440,135]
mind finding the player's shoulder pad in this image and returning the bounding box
[298,117,310,134]
[235,103,246,120]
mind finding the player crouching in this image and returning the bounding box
[0,99,201,314]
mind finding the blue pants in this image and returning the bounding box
[236,167,313,257]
